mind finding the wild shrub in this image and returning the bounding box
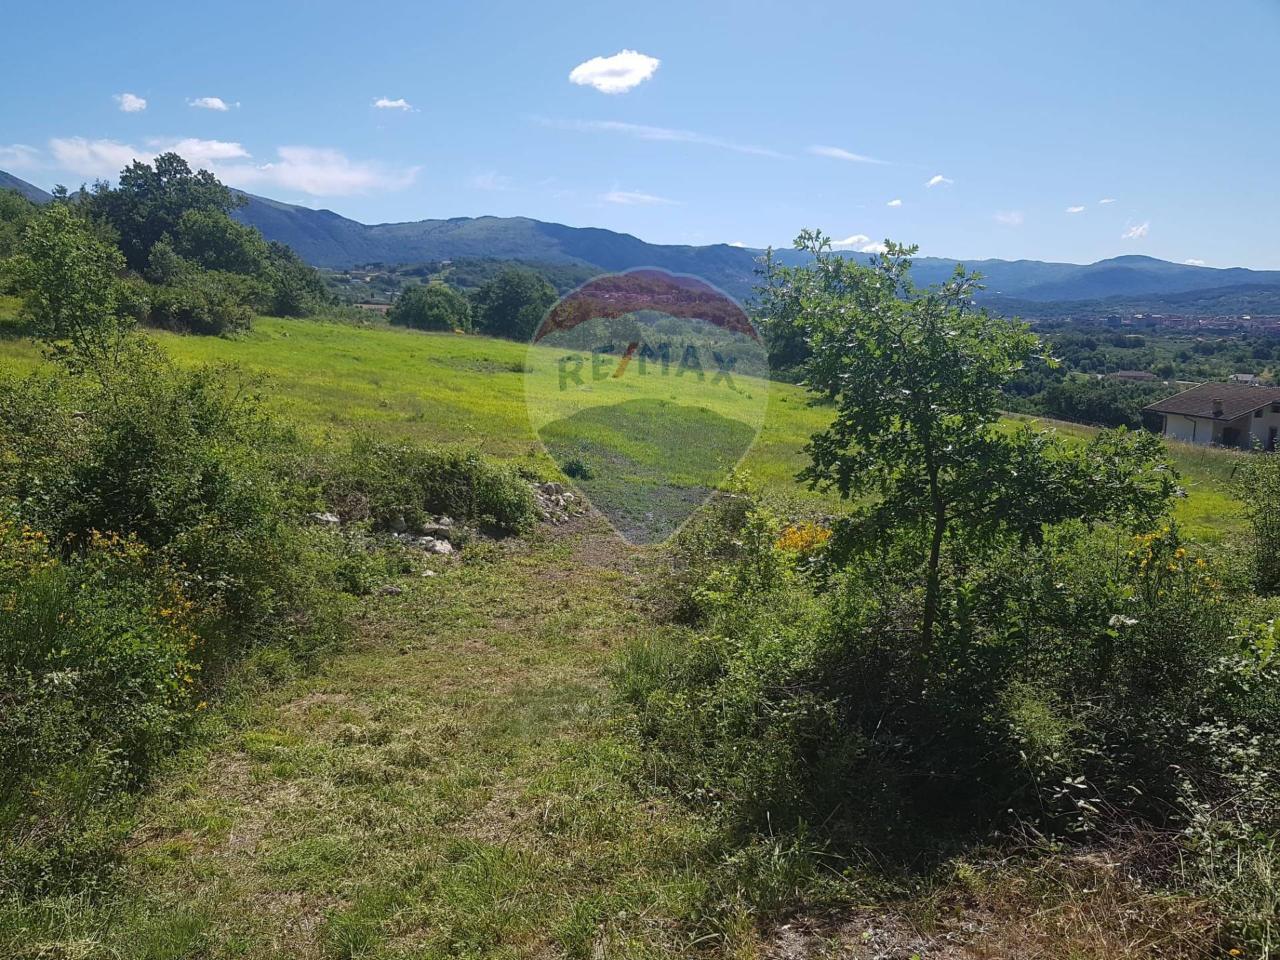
[619,506,1278,859]
[1232,452,1280,593]
[0,346,357,889]
[324,436,536,535]
[0,518,200,890]
[143,273,254,335]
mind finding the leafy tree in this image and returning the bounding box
[170,207,270,275]
[0,188,38,261]
[11,204,135,378]
[85,153,239,271]
[759,233,1175,646]
[389,282,472,331]
[471,267,556,340]
[263,240,330,317]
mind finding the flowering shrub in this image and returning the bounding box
[0,514,200,889]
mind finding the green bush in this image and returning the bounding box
[143,274,254,335]
[323,436,536,535]
[0,520,199,890]
[620,504,1280,863]
[388,282,472,332]
[0,346,357,889]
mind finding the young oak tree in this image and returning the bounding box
[11,203,137,381]
[758,232,1176,646]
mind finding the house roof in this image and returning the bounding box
[1144,381,1280,421]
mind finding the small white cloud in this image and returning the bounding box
[1184,258,1206,266]
[0,143,40,170]
[114,92,147,113]
[808,145,886,165]
[373,97,414,111]
[1066,205,1085,214]
[1099,197,1117,204]
[469,170,512,191]
[728,240,748,247]
[601,189,677,206]
[154,137,251,166]
[569,49,660,94]
[1122,221,1150,240]
[926,174,953,188]
[832,235,888,252]
[188,96,237,111]
[994,210,1024,226]
[886,198,902,207]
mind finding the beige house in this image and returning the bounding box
[1145,382,1280,450]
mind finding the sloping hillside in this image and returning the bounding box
[0,170,52,204]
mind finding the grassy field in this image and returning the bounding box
[0,314,1251,957]
[0,314,1246,540]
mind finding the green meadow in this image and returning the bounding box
[0,313,1253,958]
[0,312,1243,539]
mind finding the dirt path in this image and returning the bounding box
[71,515,726,959]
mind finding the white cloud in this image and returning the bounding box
[728,241,748,248]
[1122,221,1150,240]
[51,136,249,180]
[50,137,145,178]
[994,210,1024,226]
[1065,205,1085,214]
[114,92,147,113]
[808,144,886,165]
[188,96,237,111]
[601,189,677,206]
[831,234,886,253]
[926,174,953,187]
[469,170,512,191]
[547,118,782,158]
[373,97,414,111]
[158,138,251,165]
[886,198,902,207]
[1099,197,1117,204]
[0,143,40,170]
[569,49,660,94]
[48,137,416,196]
[222,146,419,196]
[1184,258,1206,266]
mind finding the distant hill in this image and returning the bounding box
[0,170,52,205]
[232,192,1280,306]
[986,283,1280,321]
[233,193,766,298]
[3,167,1279,309]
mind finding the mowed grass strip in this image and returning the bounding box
[3,519,735,959]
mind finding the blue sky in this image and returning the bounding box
[3,0,1278,267]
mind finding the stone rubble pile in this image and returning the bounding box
[534,482,578,524]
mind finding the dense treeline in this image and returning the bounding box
[0,153,331,337]
[387,264,557,340]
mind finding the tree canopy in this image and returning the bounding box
[759,232,1176,644]
[389,282,472,332]
[471,267,556,341]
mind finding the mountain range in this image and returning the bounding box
[5,168,1280,311]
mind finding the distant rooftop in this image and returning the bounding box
[1144,381,1280,420]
